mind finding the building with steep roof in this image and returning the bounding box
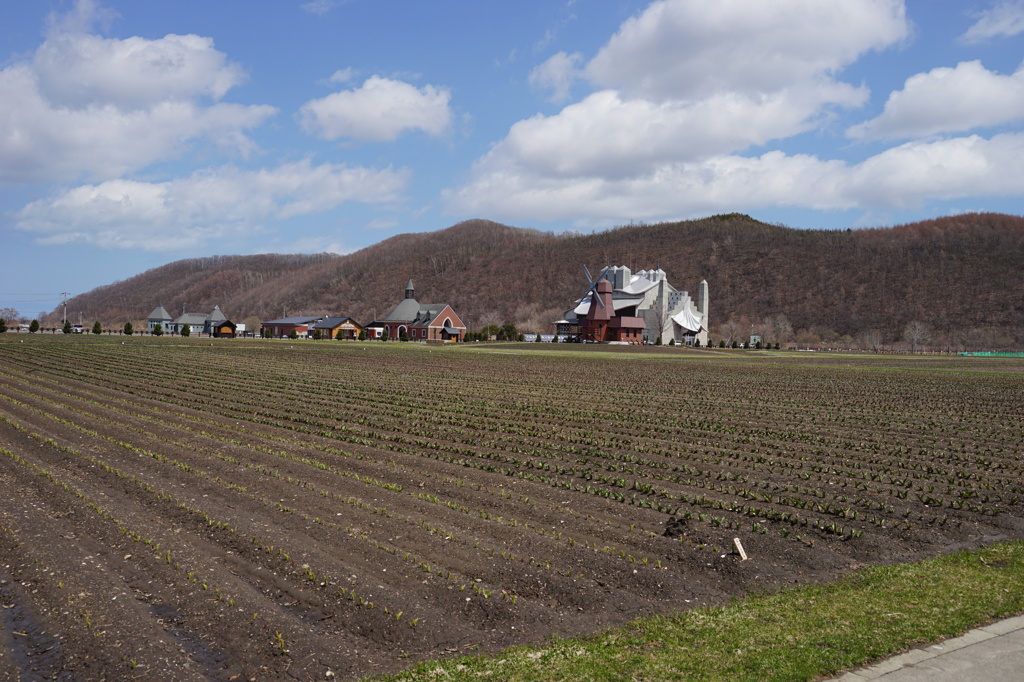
[557,266,708,345]
[372,280,466,342]
[148,304,236,336]
[147,305,172,333]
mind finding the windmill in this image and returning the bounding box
[580,265,606,310]
[579,265,613,342]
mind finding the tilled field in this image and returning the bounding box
[0,337,1022,680]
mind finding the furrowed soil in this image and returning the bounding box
[0,336,1021,680]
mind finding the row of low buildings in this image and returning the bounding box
[149,280,468,341]
[146,267,708,345]
[262,280,467,341]
[147,305,238,337]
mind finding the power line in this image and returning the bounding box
[0,292,66,295]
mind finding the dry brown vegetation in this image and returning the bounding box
[44,213,1024,348]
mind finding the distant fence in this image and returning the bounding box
[957,352,1024,357]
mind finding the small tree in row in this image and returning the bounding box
[124,322,134,336]
[92,321,102,334]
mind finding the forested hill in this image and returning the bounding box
[48,213,1024,346]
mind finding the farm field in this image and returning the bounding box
[1,336,1022,680]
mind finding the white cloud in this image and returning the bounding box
[329,67,356,83]
[446,134,1024,225]
[45,0,116,36]
[14,160,410,250]
[298,76,452,142]
[849,61,1024,140]
[449,0,907,221]
[490,86,863,179]
[961,1,1024,43]
[301,0,338,16]
[528,52,583,102]
[0,2,274,183]
[33,33,245,107]
[585,0,908,101]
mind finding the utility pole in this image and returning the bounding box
[60,292,70,325]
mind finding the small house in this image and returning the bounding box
[313,316,364,340]
[260,316,323,338]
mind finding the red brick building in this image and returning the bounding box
[372,280,466,342]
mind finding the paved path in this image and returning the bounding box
[825,614,1024,681]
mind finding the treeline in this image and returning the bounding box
[42,213,1024,349]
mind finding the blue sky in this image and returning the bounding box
[3,0,1024,319]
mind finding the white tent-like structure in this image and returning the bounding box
[556,266,709,345]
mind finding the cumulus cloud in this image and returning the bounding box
[449,0,908,223]
[849,61,1024,140]
[299,76,452,142]
[585,0,907,101]
[14,160,410,250]
[961,1,1024,43]
[492,86,863,179]
[0,1,274,183]
[445,134,1024,225]
[33,33,245,108]
[528,52,583,102]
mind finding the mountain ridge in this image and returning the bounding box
[43,213,1024,347]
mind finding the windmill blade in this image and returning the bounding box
[580,264,606,308]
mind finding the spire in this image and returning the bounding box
[405,279,415,299]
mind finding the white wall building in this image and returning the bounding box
[557,266,709,345]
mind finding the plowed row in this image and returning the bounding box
[1,337,1022,680]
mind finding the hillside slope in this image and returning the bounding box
[46,213,1024,346]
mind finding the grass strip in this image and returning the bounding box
[371,541,1024,681]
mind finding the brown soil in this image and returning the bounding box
[0,338,1022,680]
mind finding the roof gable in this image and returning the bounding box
[148,305,172,321]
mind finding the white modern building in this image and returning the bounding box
[556,266,709,345]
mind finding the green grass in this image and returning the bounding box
[371,541,1024,681]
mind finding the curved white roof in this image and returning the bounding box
[672,306,704,333]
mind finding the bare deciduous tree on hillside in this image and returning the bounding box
[766,314,793,346]
[903,320,931,353]
[477,311,502,333]
[857,329,882,351]
[719,317,746,347]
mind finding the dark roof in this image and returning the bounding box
[261,316,322,325]
[313,316,360,329]
[175,312,210,326]
[208,305,227,323]
[380,297,423,322]
[409,304,464,328]
[148,305,172,321]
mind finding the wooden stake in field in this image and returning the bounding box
[733,538,748,561]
